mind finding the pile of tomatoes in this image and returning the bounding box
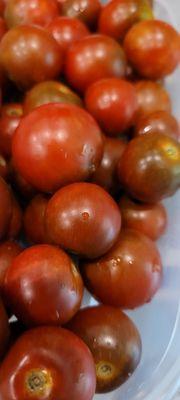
[0,0,179,398]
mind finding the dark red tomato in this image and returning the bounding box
[85,78,137,136]
[124,20,180,79]
[0,240,22,294]
[45,182,121,259]
[24,194,49,244]
[65,34,127,93]
[0,326,96,400]
[67,305,142,393]
[0,25,63,89]
[135,80,171,119]
[82,229,162,308]
[6,193,22,239]
[98,0,153,41]
[0,298,10,360]
[23,80,83,115]
[118,133,180,203]
[5,0,59,29]
[0,177,12,240]
[4,244,83,326]
[134,110,180,141]
[0,103,23,158]
[0,17,7,41]
[62,0,101,29]
[91,136,127,193]
[12,103,103,192]
[0,153,9,180]
[119,195,167,240]
[47,16,89,56]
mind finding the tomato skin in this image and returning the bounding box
[0,25,63,89]
[82,229,162,308]
[12,103,103,193]
[23,80,83,115]
[0,240,22,295]
[6,193,22,239]
[0,153,9,180]
[62,0,101,29]
[85,78,137,136]
[0,298,10,360]
[0,103,23,158]
[0,177,12,240]
[24,194,49,244]
[67,305,141,393]
[134,111,180,141]
[9,159,37,199]
[118,133,180,203]
[124,20,180,79]
[0,326,96,400]
[135,80,171,119]
[45,182,121,259]
[119,195,167,240]
[4,244,84,326]
[65,34,127,93]
[0,17,7,41]
[0,0,5,16]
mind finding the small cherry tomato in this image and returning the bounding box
[85,78,138,136]
[4,244,84,326]
[24,194,49,244]
[0,17,7,41]
[0,103,23,158]
[6,193,22,239]
[82,229,162,308]
[0,298,10,360]
[0,240,22,294]
[13,103,103,192]
[0,153,9,180]
[45,182,121,259]
[67,305,142,393]
[119,195,167,240]
[124,20,180,79]
[0,25,63,89]
[134,110,180,141]
[0,177,12,240]
[65,34,127,93]
[135,80,171,119]
[62,0,101,29]
[118,133,180,203]
[0,326,96,400]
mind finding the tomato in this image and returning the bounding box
[0,240,22,295]
[0,177,12,240]
[118,133,180,203]
[13,103,103,192]
[9,159,37,199]
[0,103,23,158]
[6,193,22,239]
[0,25,63,89]
[0,298,10,360]
[47,16,89,56]
[85,78,138,136]
[135,80,171,119]
[124,20,180,79]
[24,194,49,244]
[91,136,126,193]
[5,0,59,29]
[134,110,180,141]
[62,0,101,29]
[45,182,121,259]
[65,34,127,93]
[119,195,167,240]
[0,153,9,180]
[0,17,7,41]
[23,80,83,115]
[0,326,96,400]
[67,305,142,393]
[82,229,162,308]
[98,0,153,41]
[4,244,84,326]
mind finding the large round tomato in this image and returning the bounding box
[0,326,96,400]
[0,298,10,360]
[45,182,121,259]
[62,0,101,29]
[0,103,23,158]
[0,240,22,294]
[24,194,49,244]
[134,110,180,141]
[0,177,12,240]
[65,34,127,93]
[82,229,162,308]
[12,103,103,192]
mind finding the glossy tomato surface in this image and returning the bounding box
[13,103,103,192]
[0,298,10,360]
[4,244,84,326]
[134,110,180,141]
[62,0,101,29]
[24,194,49,244]
[45,182,121,259]
[0,240,22,295]
[0,103,23,158]
[67,305,142,393]
[0,326,96,400]
[65,34,127,93]
[82,229,162,308]
[0,25,63,89]
[0,177,12,240]
[118,133,180,202]
[135,80,171,119]
[6,193,22,239]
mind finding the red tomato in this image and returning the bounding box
[82,229,162,308]
[0,153,9,180]
[0,103,23,158]
[119,195,167,240]
[0,298,10,360]
[4,244,84,326]
[0,326,96,400]
[6,193,22,239]
[12,103,103,192]
[0,240,22,294]
[0,177,12,240]
[67,305,142,393]
[45,182,121,259]
[134,110,180,141]
[0,25,63,89]
[65,34,127,93]
[85,78,138,136]
[62,0,101,29]
[124,20,180,79]
[135,80,171,119]
[5,0,59,29]
[24,194,49,244]
[0,17,7,41]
